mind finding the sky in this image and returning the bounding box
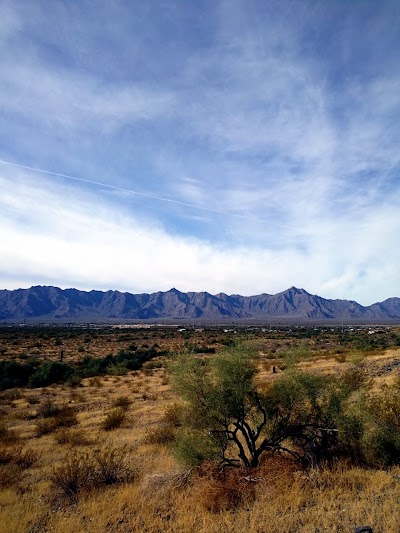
[0,0,400,305]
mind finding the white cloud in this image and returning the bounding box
[0,169,399,305]
[0,59,176,133]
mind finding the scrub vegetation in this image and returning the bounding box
[0,323,399,532]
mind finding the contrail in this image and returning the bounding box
[0,158,273,224]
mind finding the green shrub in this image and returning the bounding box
[29,362,73,388]
[163,403,185,428]
[173,431,220,468]
[280,342,312,366]
[359,379,400,466]
[106,362,128,376]
[170,345,369,469]
[0,361,35,390]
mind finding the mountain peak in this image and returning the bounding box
[284,286,307,294]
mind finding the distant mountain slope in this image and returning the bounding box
[0,285,398,322]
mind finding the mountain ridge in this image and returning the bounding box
[0,285,399,322]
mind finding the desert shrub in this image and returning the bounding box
[27,396,40,405]
[0,345,164,392]
[112,396,131,410]
[358,379,400,466]
[36,399,61,418]
[0,388,23,401]
[69,389,86,403]
[50,446,135,499]
[163,403,185,428]
[106,362,128,376]
[348,350,366,364]
[352,334,389,351]
[93,446,135,485]
[0,361,35,390]
[0,445,38,468]
[54,406,78,428]
[142,402,183,446]
[143,425,176,445]
[0,463,24,487]
[13,447,39,468]
[102,408,126,431]
[184,342,216,354]
[50,452,96,498]
[0,419,18,443]
[67,374,82,387]
[35,418,58,437]
[36,400,77,429]
[340,367,370,393]
[54,428,90,446]
[88,376,102,387]
[0,445,39,488]
[0,444,16,464]
[280,342,312,366]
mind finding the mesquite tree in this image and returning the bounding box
[170,346,366,468]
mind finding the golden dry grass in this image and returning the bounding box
[0,327,399,532]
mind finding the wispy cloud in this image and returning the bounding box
[0,168,399,304]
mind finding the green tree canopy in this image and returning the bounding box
[170,346,367,468]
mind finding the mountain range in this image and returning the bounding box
[0,285,399,323]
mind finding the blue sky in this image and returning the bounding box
[0,0,399,304]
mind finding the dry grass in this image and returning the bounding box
[0,327,399,532]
